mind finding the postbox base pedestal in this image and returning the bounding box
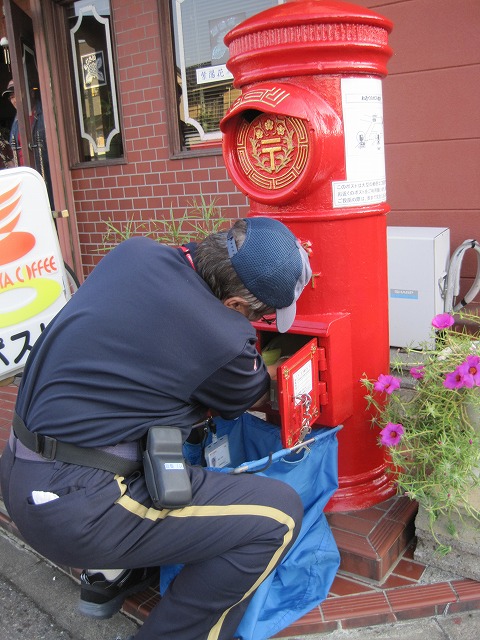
[326,496,418,583]
[326,461,398,513]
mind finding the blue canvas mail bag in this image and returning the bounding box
[162,413,341,640]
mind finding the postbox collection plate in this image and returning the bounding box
[236,112,309,192]
[275,337,320,447]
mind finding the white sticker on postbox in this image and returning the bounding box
[293,360,313,402]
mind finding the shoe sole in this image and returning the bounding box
[78,571,158,620]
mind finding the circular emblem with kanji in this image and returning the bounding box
[235,113,309,191]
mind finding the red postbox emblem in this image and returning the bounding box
[222,81,342,205]
[237,112,309,191]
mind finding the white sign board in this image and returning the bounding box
[196,64,233,85]
[0,167,71,381]
[332,77,387,208]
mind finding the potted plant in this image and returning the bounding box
[361,310,480,567]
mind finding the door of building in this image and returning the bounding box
[3,0,83,281]
[3,0,53,203]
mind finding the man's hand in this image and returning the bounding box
[250,360,279,410]
[267,362,278,381]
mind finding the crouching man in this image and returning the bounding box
[1,217,311,640]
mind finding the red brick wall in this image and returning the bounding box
[70,0,479,305]
[71,0,248,276]
[0,384,17,456]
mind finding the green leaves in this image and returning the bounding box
[99,194,230,252]
[361,310,480,553]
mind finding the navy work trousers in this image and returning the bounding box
[0,441,303,640]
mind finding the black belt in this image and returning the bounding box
[12,413,142,476]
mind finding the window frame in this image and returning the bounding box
[159,0,224,159]
[51,0,126,168]
[159,0,285,159]
[158,0,189,158]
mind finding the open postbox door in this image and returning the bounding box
[254,313,354,448]
[274,337,322,447]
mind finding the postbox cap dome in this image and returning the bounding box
[227,217,311,332]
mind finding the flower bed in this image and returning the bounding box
[362,311,480,556]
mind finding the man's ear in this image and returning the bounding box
[223,297,250,317]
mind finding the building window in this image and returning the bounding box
[67,0,123,161]
[170,0,284,152]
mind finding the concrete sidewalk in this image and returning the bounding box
[0,528,138,640]
[2,527,480,640]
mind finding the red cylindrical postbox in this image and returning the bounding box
[221,0,394,511]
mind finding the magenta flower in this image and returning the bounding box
[380,422,404,446]
[432,313,455,329]
[410,366,425,380]
[444,363,468,389]
[374,374,401,395]
[462,355,480,388]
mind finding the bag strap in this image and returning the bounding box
[12,413,141,476]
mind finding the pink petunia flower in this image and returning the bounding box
[432,313,455,329]
[462,355,480,388]
[380,422,405,446]
[374,374,401,395]
[444,362,469,389]
[410,366,425,380]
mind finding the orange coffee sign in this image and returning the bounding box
[0,168,70,381]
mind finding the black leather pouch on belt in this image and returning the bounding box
[143,427,192,509]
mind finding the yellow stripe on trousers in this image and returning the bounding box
[114,475,296,640]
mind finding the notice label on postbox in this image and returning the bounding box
[276,338,320,447]
[0,167,70,381]
[292,360,312,399]
[332,77,387,208]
